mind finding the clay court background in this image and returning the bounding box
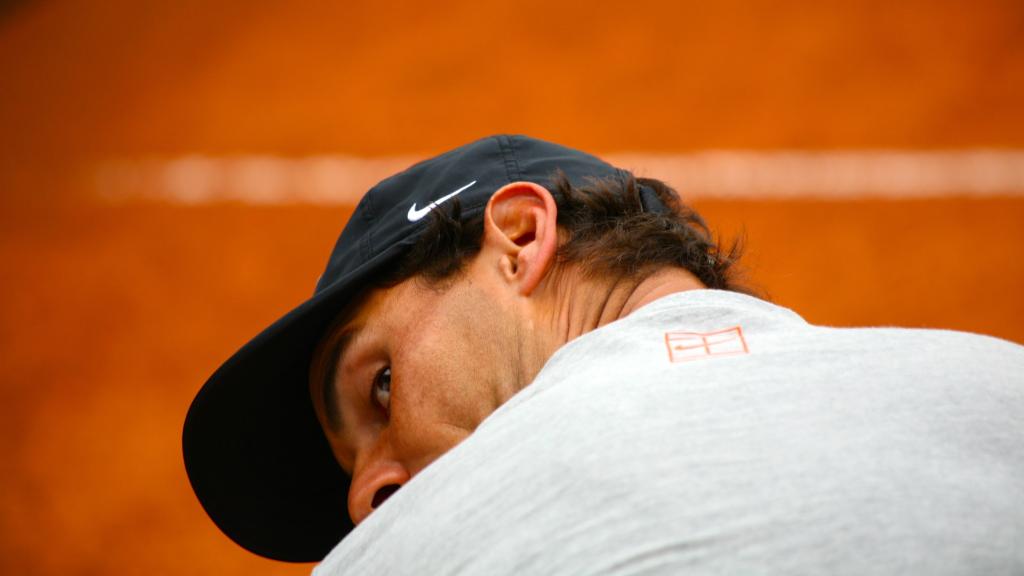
[2,1,1023,574]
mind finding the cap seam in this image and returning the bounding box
[359,232,372,262]
[360,188,376,221]
[498,135,522,184]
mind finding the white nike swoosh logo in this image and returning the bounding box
[407,180,477,222]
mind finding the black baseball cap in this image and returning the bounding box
[182,134,667,562]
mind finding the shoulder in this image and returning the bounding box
[808,325,1024,367]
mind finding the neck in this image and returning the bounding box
[574,266,705,337]
[615,267,707,320]
[521,267,705,380]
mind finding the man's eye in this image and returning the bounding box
[372,367,391,412]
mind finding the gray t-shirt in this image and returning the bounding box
[313,290,1024,575]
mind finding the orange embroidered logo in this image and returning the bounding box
[665,326,749,362]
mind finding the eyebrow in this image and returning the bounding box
[320,328,359,432]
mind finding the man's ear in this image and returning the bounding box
[482,181,559,296]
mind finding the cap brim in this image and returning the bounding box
[182,243,407,562]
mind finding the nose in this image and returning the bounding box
[371,483,401,508]
[347,457,410,525]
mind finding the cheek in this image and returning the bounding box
[389,289,508,434]
[391,337,487,433]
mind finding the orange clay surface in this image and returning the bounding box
[1,0,1023,574]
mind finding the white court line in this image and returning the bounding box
[93,150,1024,204]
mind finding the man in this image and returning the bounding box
[184,135,1024,574]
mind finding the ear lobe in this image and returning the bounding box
[483,181,559,296]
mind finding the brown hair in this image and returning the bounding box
[375,170,751,294]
